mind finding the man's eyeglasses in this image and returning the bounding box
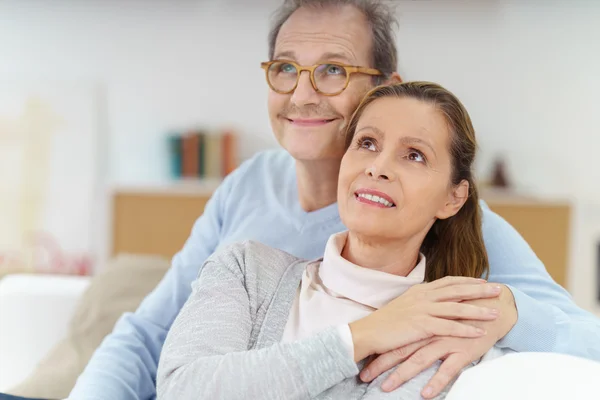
[260,60,382,96]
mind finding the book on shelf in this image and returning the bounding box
[181,132,200,178]
[167,135,182,178]
[169,129,238,181]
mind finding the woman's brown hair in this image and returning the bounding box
[344,82,489,281]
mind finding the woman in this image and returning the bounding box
[156,82,507,399]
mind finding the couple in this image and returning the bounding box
[156,81,511,399]
[63,0,600,399]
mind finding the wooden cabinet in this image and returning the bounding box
[111,184,216,260]
[111,185,571,288]
[481,190,573,288]
[486,199,571,288]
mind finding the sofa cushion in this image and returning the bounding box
[7,253,170,400]
[446,352,600,400]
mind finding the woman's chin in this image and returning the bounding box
[346,221,393,240]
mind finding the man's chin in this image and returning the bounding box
[274,125,346,161]
[286,147,343,164]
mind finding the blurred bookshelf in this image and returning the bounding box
[168,128,238,182]
[108,127,238,257]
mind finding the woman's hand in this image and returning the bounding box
[348,276,502,362]
[359,284,517,397]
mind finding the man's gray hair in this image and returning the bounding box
[268,0,398,83]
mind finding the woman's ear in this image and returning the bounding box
[436,180,470,220]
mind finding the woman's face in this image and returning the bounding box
[338,96,468,242]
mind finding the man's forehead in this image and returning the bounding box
[273,30,369,65]
[273,5,372,65]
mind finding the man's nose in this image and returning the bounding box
[290,71,319,106]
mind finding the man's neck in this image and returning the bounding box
[296,159,340,212]
[341,231,424,277]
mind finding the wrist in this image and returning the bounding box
[349,318,374,362]
[498,285,518,339]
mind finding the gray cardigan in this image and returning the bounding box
[157,241,450,399]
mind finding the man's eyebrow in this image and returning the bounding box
[319,52,354,64]
[273,50,296,60]
[272,51,354,64]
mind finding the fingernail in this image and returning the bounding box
[361,370,371,381]
[489,308,500,316]
[381,379,394,392]
[491,285,502,293]
[477,328,486,335]
[422,386,434,397]
[477,278,487,282]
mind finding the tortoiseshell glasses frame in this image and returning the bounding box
[260,60,382,96]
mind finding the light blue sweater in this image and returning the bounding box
[70,150,600,400]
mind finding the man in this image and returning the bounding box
[60,0,599,399]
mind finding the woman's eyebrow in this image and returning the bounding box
[399,136,437,157]
[355,125,384,138]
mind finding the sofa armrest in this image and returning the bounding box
[0,274,91,391]
[446,352,600,400]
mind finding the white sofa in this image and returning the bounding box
[1,273,600,399]
[0,274,91,391]
[0,254,171,399]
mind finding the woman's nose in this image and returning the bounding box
[365,156,395,181]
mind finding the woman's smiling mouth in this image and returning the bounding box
[354,189,396,208]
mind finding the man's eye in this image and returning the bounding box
[279,63,296,73]
[326,65,343,75]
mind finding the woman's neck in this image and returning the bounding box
[341,231,423,277]
[295,159,340,212]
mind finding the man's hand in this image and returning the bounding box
[360,284,518,398]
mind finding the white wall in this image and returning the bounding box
[396,0,600,200]
[2,0,598,191]
[1,0,599,310]
[1,0,279,184]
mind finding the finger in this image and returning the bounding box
[428,283,502,302]
[424,317,486,338]
[429,302,499,321]
[425,276,487,289]
[360,338,433,382]
[421,353,470,399]
[381,341,448,392]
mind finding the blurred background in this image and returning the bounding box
[1,0,600,393]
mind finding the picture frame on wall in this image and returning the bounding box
[0,81,106,277]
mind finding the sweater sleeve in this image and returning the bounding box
[481,204,600,360]
[156,243,359,400]
[67,156,251,400]
[360,361,451,400]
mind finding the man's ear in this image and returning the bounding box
[385,72,402,84]
[436,180,470,220]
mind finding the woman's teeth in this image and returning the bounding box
[357,193,394,207]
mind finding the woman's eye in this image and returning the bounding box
[407,150,426,163]
[359,139,376,151]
